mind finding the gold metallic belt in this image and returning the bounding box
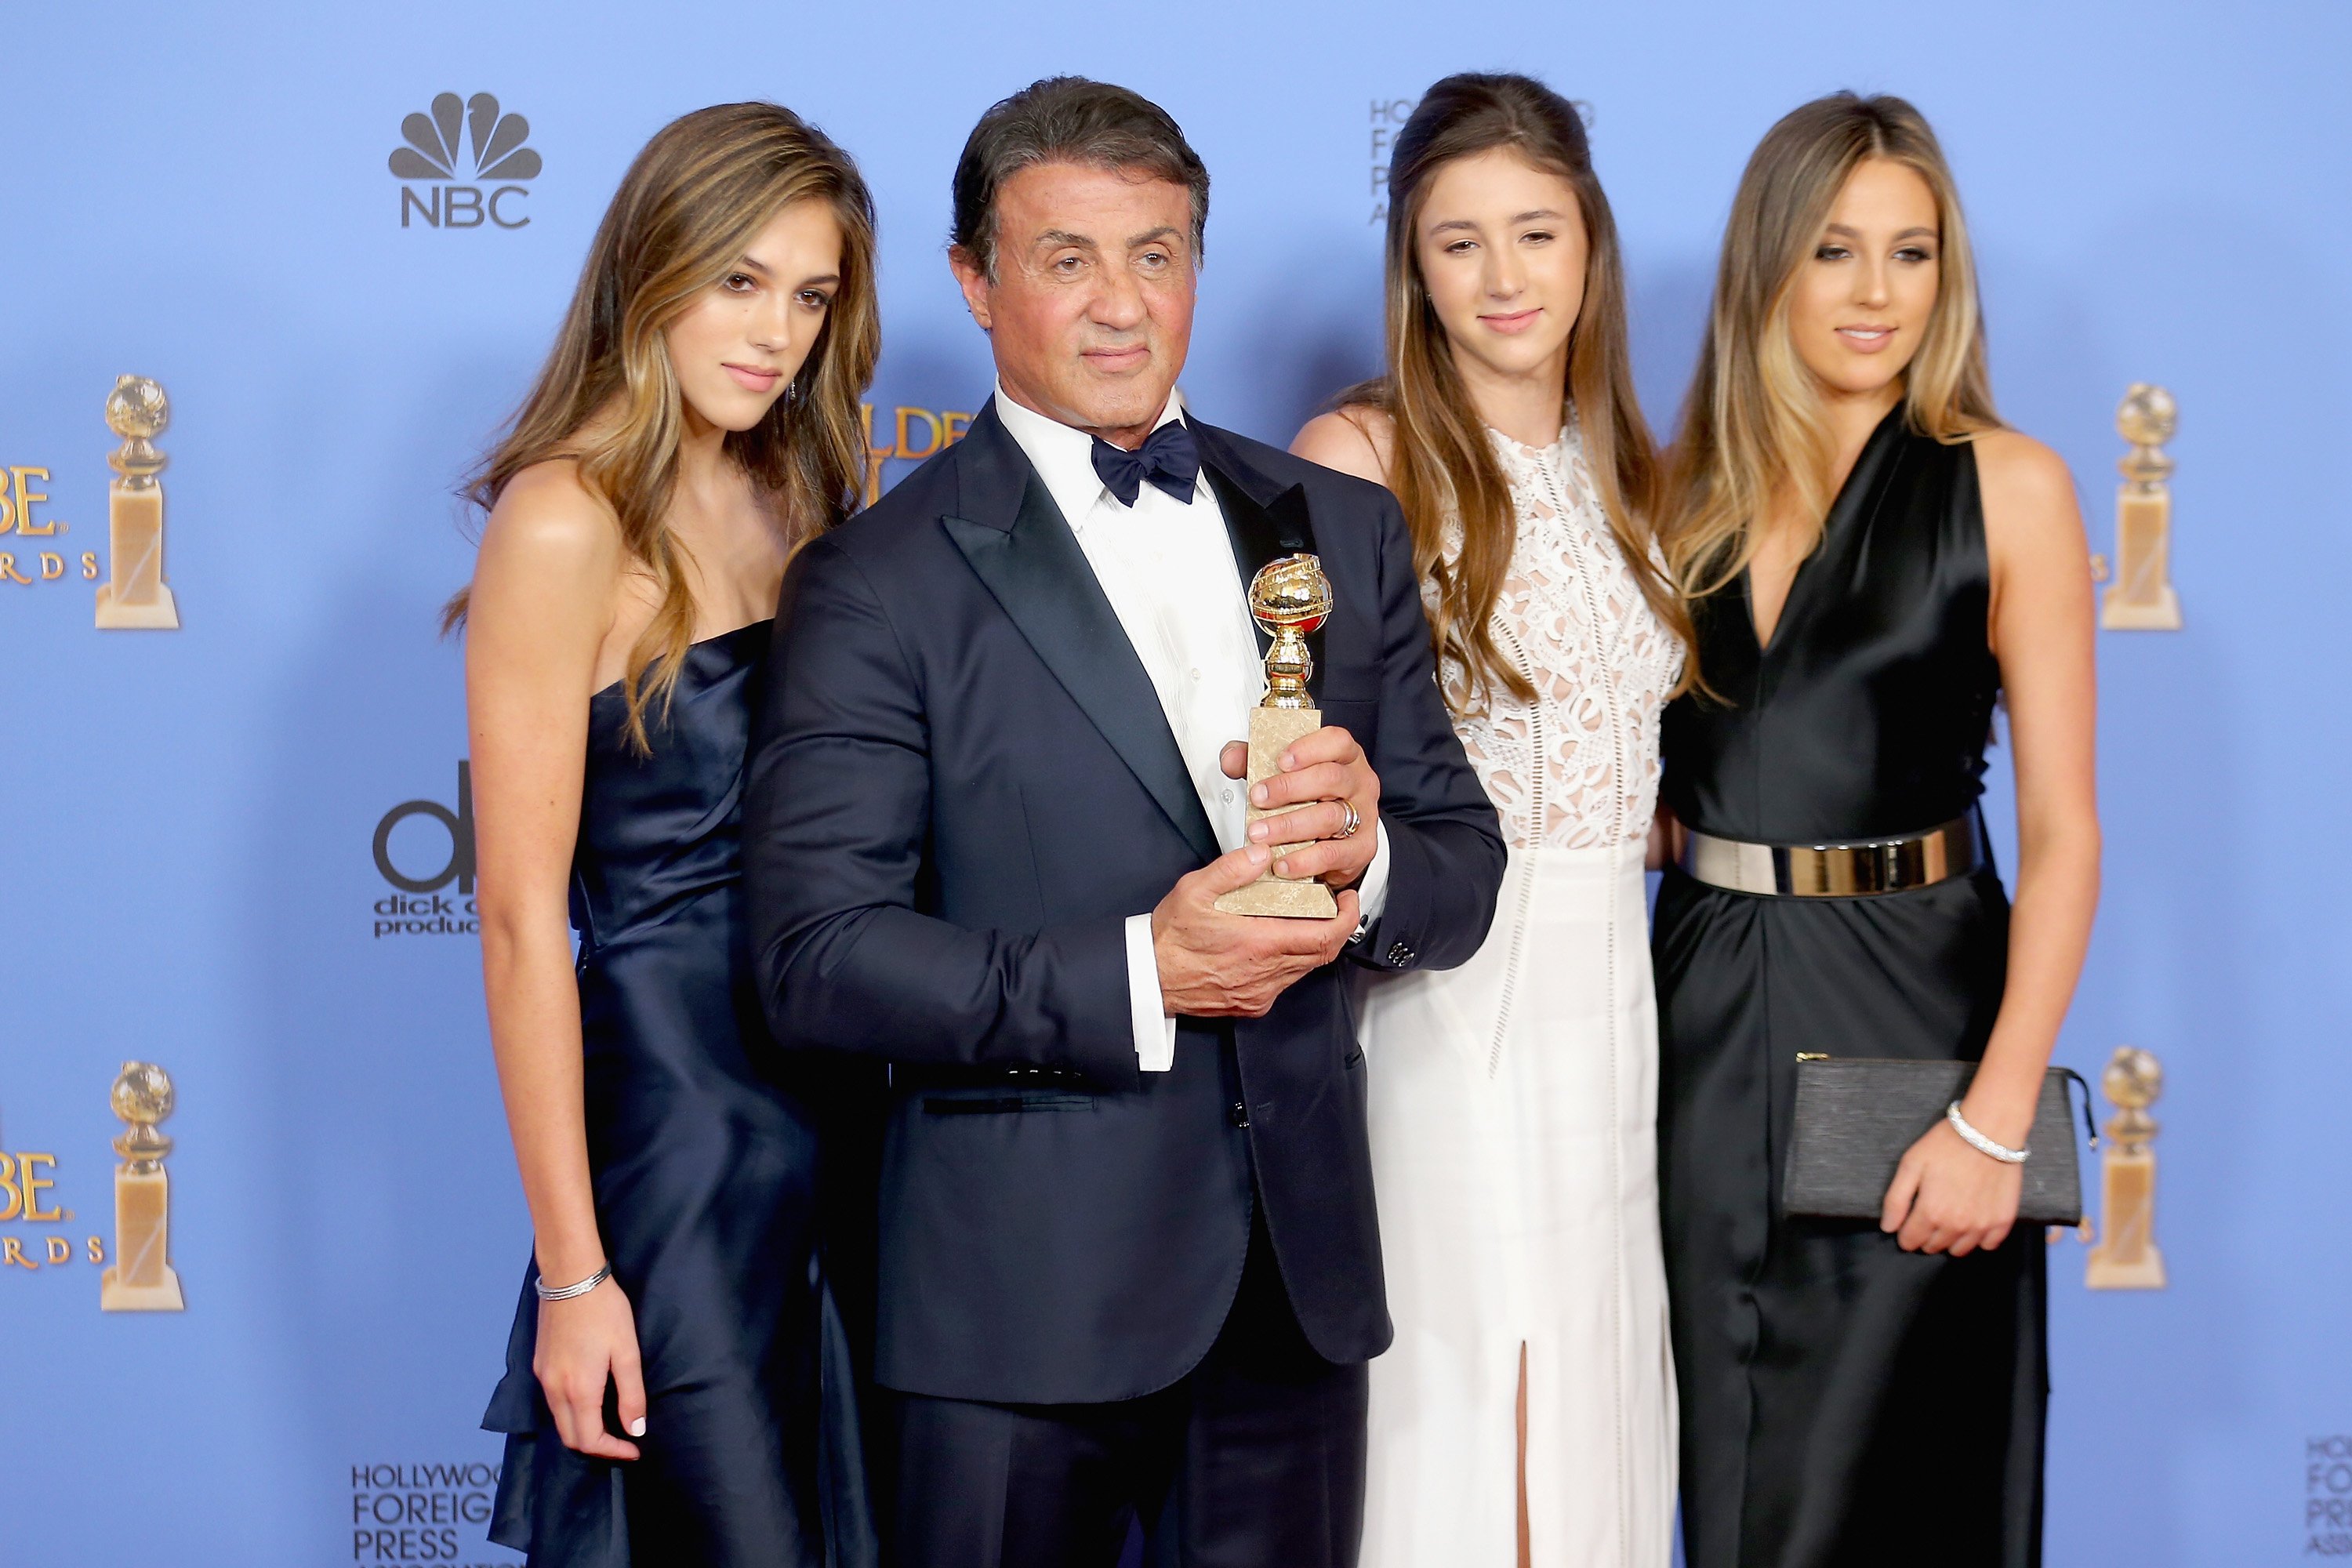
[1678,815,1980,898]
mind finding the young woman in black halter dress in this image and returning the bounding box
[453,104,881,1565]
[1653,95,2100,1567]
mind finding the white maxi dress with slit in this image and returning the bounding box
[1359,423,1680,1567]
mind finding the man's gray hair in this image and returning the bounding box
[952,77,1210,278]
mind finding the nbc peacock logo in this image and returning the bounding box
[390,93,540,230]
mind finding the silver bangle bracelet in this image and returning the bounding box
[534,1261,612,1301]
[1946,1101,2028,1164]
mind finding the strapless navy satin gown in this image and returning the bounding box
[1655,410,2046,1568]
[483,622,877,1568]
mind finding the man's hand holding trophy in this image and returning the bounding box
[1215,554,1382,916]
[1148,553,1381,1021]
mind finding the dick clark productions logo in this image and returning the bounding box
[373,762,478,937]
[390,93,539,230]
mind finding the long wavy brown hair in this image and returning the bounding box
[448,101,880,751]
[1662,93,1999,607]
[1342,72,1690,713]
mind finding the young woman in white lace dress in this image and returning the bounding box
[1295,74,1691,1567]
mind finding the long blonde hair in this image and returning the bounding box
[1663,92,1999,608]
[449,101,880,751]
[1345,72,1691,714]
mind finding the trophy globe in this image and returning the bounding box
[2115,384,2176,490]
[111,1062,176,1165]
[105,376,172,479]
[1247,554,1334,711]
[2101,1047,2162,1149]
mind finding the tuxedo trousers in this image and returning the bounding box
[889,1206,1369,1568]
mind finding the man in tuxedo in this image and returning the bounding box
[745,76,1502,1567]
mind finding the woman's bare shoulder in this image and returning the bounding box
[1970,430,2085,554]
[468,456,631,648]
[1972,429,2073,499]
[1290,405,1395,489]
[481,458,624,575]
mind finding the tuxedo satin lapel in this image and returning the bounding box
[1196,423,1317,562]
[942,461,1221,868]
[1200,437,1325,701]
[945,401,1033,526]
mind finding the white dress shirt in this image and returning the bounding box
[990,386,1390,1069]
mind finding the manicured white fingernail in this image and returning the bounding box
[628,1417,647,1437]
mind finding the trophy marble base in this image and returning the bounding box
[2085,1146,2167,1290]
[1219,875,1341,918]
[94,581,180,630]
[1215,706,1338,920]
[101,1165,185,1311]
[100,1265,186,1312]
[96,479,180,630]
[2085,1248,2167,1290]
[2101,474,2180,631]
[2100,583,2180,631]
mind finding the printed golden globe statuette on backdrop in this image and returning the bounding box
[93,375,180,630]
[2100,383,2183,631]
[100,1062,185,1311]
[2085,1046,2168,1290]
[1215,554,1340,919]
[861,403,975,506]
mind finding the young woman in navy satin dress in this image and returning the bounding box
[453,103,881,1566]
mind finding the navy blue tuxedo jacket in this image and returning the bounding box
[745,402,1502,1405]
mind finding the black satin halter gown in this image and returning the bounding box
[482,622,878,1568]
[1654,409,2045,1568]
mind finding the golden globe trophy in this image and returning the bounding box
[2085,1046,2168,1290]
[93,375,181,630]
[2100,383,2182,631]
[100,1062,187,1312]
[1215,554,1340,919]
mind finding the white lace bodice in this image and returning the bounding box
[1436,422,1682,850]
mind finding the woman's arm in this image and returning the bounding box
[1646,800,1682,873]
[1881,432,2100,1255]
[466,461,647,1457]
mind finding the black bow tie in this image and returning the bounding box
[1091,419,1201,507]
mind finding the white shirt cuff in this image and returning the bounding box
[1124,912,1177,1072]
[1351,819,1393,934]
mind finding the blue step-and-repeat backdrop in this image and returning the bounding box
[4,2,2347,1563]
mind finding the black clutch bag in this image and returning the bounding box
[1781,1056,2096,1225]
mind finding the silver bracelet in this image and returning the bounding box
[534,1261,612,1301]
[1945,1101,2028,1164]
